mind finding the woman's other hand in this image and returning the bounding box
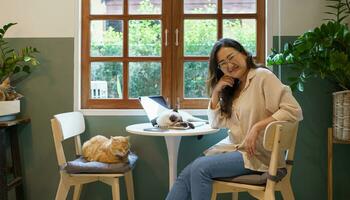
[245,126,260,157]
[244,116,276,157]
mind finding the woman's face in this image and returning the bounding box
[216,47,248,80]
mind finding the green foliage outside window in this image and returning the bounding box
[223,19,256,55]
[91,25,123,57]
[128,62,161,98]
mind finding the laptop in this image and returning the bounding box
[139,96,169,126]
[139,96,207,130]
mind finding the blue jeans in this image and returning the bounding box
[166,151,256,200]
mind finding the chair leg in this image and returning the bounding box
[211,184,218,200]
[124,171,135,200]
[73,184,83,200]
[210,191,217,200]
[264,179,276,200]
[264,190,275,200]
[55,177,70,200]
[111,178,120,200]
[280,181,295,200]
[232,192,238,200]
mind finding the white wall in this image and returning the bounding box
[271,0,327,36]
[265,0,328,55]
[0,0,75,37]
[0,0,332,38]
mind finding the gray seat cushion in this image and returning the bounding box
[62,153,138,174]
[215,168,287,185]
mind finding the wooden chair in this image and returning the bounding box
[211,121,299,200]
[51,111,135,200]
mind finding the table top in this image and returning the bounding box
[126,122,219,137]
[0,117,30,127]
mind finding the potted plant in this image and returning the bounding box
[0,23,40,121]
[266,0,350,140]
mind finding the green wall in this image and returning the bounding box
[5,37,350,200]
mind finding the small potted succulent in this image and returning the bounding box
[0,23,40,121]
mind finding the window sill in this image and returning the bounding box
[79,109,208,116]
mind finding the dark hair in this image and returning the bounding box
[206,38,260,118]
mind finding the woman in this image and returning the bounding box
[166,38,303,200]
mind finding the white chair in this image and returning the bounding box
[51,111,135,200]
[211,121,299,200]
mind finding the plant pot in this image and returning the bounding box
[0,100,20,121]
[333,90,350,140]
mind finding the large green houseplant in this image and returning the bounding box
[0,23,40,101]
[267,0,350,91]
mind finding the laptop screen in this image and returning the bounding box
[139,96,169,123]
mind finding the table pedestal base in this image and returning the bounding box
[164,136,181,190]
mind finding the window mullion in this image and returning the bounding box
[218,0,223,40]
[123,0,128,100]
[171,0,183,109]
[161,0,173,106]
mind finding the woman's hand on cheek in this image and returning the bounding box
[213,75,235,94]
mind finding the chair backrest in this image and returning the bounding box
[263,121,299,154]
[54,112,85,140]
[51,111,85,166]
[263,121,299,182]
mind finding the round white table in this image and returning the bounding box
[126,122,219,190]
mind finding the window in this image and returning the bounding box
[81,0,265,109]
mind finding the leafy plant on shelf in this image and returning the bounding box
[267,0,350,92]
[0,23,40,101]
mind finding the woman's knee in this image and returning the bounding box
[190,156,211,177]
[177,162,192,182]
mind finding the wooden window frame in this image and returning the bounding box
[81,0,265,109]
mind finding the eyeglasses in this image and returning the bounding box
[218,52,239,70]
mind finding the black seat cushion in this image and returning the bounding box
[215,168,287,185]
[61,153,138,174]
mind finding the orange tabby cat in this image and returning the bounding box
[82,135,130,163]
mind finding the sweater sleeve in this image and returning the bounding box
[263,72,303,122]
[207,100,228,128]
